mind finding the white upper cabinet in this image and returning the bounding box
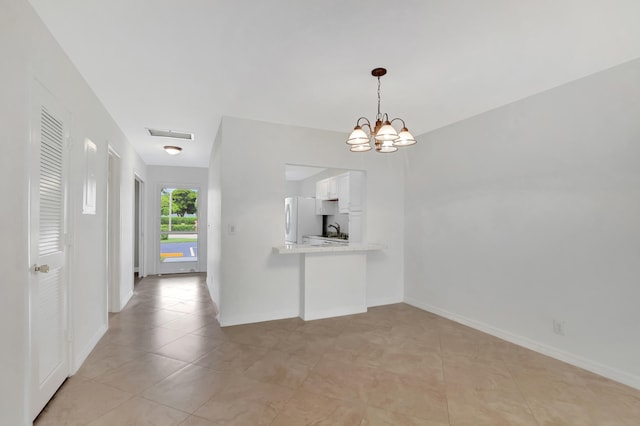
[316,171,364,213]
[337,171,363,213]
[316,178,330,200]
[315,176,338,200]
[315,179,325,200]
[327,178,338,199]
[337,174,349,213]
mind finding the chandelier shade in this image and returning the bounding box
[378,145,398,153]
[374,121,399,141]
[345,68,417,153]
[393,127,417,146]
[346,126,371,145]
[350,143,372,152]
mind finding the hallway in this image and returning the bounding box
[35,274,640,425]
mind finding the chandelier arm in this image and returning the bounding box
[356,117,371,127]
[389,117,406,128]
[356,117,373,135]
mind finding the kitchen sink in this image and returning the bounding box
[303,235,349,246]
[320,234,349,240]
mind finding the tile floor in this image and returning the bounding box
[35,273,640,425]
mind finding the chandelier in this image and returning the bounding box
[346,67,417,153]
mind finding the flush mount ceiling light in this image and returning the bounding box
[346,68,417,153]
[163,145,182,155]
[147,128,194,140]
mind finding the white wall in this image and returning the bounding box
[146,166,208,276]
[0,2,31,422]
[405,58,640,389]
[109,142,147,312]
[212,117,405,326]
[207,127,222,311]
[0,0,146,423]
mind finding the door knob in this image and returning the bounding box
[33,264,50,273]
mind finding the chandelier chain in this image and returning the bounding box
[377,77,381,120]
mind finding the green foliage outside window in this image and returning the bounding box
[160,189,198,217]
[160,216,197,225]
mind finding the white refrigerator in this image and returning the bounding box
[285,197,322,244]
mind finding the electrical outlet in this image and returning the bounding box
[552,319,565,336]
[228,224,236,235]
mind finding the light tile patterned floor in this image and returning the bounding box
[35,273,640,425]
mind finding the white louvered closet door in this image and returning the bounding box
[29,82,70,420]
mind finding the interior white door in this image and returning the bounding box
[29,82,70,420]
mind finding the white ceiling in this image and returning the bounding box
[28,0,640,167]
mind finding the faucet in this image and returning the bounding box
[328,223,340,237]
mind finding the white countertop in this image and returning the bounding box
[273,242,386,254]
[303,235,349,243]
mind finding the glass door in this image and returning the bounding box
[159,187,199,273]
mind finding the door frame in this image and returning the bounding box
[156,182,202,275]
[28,78,72,420]
[134,174,145,278]
[107,147,121,312]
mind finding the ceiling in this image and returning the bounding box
[28,0,640,167]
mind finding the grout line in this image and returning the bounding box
[500,353,541,426]
[437,321,453,426]
[39,275,637,425]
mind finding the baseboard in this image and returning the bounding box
[118,289,134,312]
[367,295,403,308]
[71,322,108,374]
[219,308,301,327]
[220,298,403,326]
[404,297,640,390]
[303,305,367,321]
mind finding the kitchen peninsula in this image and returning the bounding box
[281,165,384,320]
[273,242,385,320]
